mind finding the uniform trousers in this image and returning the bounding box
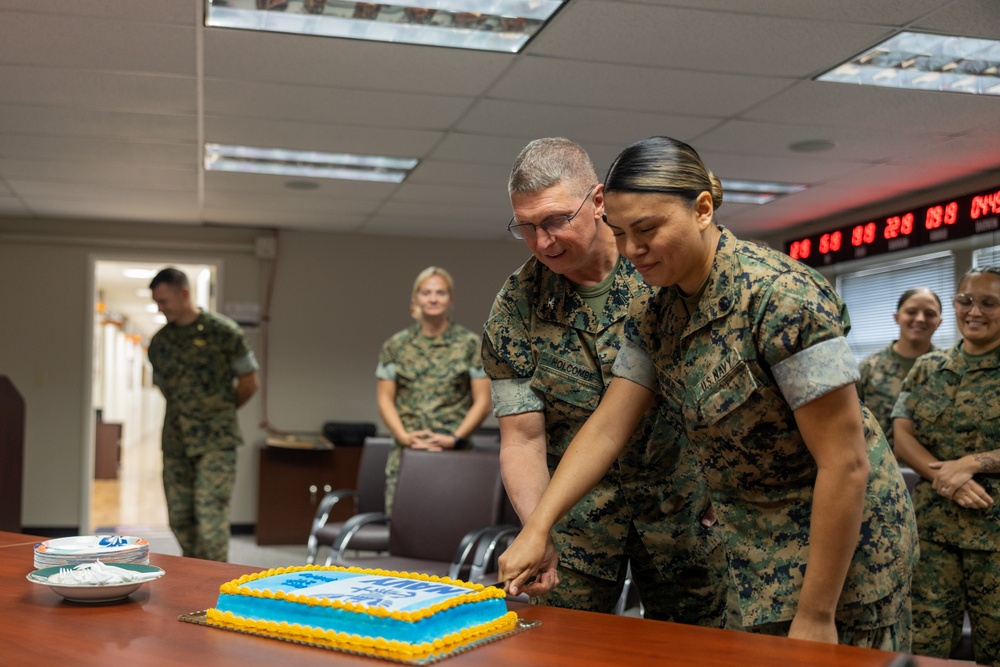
[162,449,237,562]
[912,537,1000,664]
[534,522,732,629]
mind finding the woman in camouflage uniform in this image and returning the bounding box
[375,266,492,514]
[857,288,942,449]
[893,266,1000,664]
[499,136,917,650]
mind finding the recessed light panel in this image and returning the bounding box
[720,179,807,205]
[204,143,419,183]
[817,32,1000,96]
[206,0,565,53]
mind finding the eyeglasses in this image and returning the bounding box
[507,185,597,240]
[953,293,1000,313]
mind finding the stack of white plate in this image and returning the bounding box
[33,535,150,569]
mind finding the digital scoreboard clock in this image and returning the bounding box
[783,184,1000,268]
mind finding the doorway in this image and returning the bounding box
[89,260,217,533]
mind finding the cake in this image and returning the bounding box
[205,565,519,660]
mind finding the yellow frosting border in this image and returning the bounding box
[218,565,507,623]
[205,608,519,660]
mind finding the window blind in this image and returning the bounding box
[836,252,957,362]
[973,244,1000,268]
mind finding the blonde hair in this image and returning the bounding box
[410,266,455,320]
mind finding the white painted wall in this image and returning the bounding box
[0,218,528,530]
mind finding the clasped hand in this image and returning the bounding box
[929,457,993,509]
[405,430,451,451]
[496,527,560,597]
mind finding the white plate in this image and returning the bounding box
[27,564,164,603]
[34,535,149,555]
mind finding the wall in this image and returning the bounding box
[0,218,529,531]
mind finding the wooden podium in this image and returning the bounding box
[0,376,25,533]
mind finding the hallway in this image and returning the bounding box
[90,429,168,533]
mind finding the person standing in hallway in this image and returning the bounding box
[147,267,259,562]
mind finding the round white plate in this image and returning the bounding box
[34,535,149,555]
[27,564,164,603]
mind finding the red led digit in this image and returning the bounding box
[819,234,830,254]
[851,225,864,246]
[799,238,811,258]
[926,206,942,229]
[902,212,914,234]
[830,231,842,252]
[863,222,876,244]
[884,216,899,239]
[789,241,801,260]
[945,201,958,224]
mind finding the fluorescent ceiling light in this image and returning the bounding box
[205,0,565,54]
[122,268,157,279]
[817,31,1000,96]
[204,143,419,183]
[720,179,807,205]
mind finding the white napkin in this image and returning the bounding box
[47,560,149,585]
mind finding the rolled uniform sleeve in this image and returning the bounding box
[772,337,860,410]
[757,272,859,410]
[481,330,545,416]
[232,350,258,377]
[611,337,658,392]
[890,391,914,421]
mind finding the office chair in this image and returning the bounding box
[306,436,393,565]
[327,448,509,579]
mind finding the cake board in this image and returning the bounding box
[178,610,539,665]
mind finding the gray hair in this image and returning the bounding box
[508,138,598,198]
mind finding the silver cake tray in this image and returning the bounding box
[179,610,539,664]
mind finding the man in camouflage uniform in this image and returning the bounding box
[892,267,1000,664]
[482,138,729,624]
[147,267,258,562]
[376,317,490,515]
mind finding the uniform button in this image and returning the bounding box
[719,296,730,310]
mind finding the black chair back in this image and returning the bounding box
[388,449,505,562]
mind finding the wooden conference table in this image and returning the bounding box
[1,531,955,666]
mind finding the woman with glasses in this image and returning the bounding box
[893,266,1000,664]
[375,266,492,515]
[499,136,917,650]
[857,287,943,449]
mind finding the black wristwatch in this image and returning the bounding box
[451,433,469,448]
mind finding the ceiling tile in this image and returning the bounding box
[204,78,473,128]
[744,81,1000,133]
[693,120,951,162]
[0,11,195,75]
[203,28,512,95]
[0,65,196,113]
[457,99,719,146]
[529,0,891,76]
[202,116,441,156]
[619,0,951,24]
[0,134,195,165]
[0,104,197,143]
[0,0,197,25]
[490,57,793,117]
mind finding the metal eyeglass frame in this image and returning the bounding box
[507,184,597,240]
